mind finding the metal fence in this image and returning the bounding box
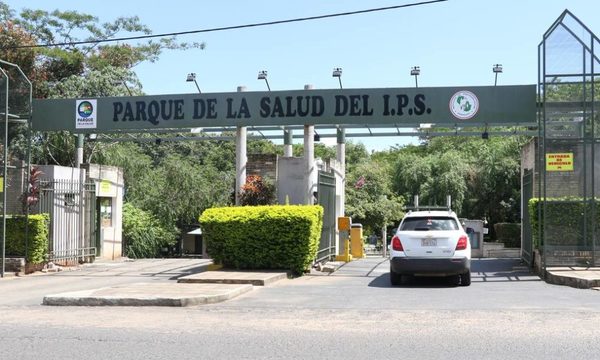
[315,170,336,263]
[38,179,97,265]
[521,169,534,265]
[0,60,32,278]
[539,10,600,267]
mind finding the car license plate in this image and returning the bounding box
[421,238,437,247]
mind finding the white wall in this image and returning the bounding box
[277,157,308,205]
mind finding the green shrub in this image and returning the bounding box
[494,223,521,248]
[200,205,323,274]
[239,175,276,206]
[4,214,49,264]
[123,203,177,258]
[528,198,600,248]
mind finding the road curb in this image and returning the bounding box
[545,268,600,289]
[43,283,253,307]
[178,271,287,286]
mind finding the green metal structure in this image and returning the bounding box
[0,60,32,278]
[538,10,600,267]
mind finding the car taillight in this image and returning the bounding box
[392,235,404,251]
[456,235,468,250]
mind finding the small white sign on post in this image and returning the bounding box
[75,99,97,129]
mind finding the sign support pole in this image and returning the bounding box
[235,86,247,206]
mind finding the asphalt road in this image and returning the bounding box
[1,257,599,359]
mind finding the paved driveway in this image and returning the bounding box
[216,257,600,311]
[1,257,598,310]
[1,257,600,359]
[0,258,212,306]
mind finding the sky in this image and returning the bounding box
[5,0,600,151]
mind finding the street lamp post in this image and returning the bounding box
[331,67,346,218]
[186,72,201,93]
[257,70,271,91]
[257,70,292,157]
[332,67,343,89]
[493,64,503,86]
[410,66,420,88]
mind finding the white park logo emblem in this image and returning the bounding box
[449,90,479,120]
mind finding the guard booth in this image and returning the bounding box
[82,164,124,260]
[463,219,484,258]
[181,225,205,257]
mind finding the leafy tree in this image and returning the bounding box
[461,137,525,226]
[122,203,177,258]
[346,160,404,235]
[0,3,203,164]
[96,146,232,227]
[391,135,528,238]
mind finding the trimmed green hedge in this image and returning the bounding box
[4,214,49,264]
[529,198,600,248]
[493,223,521,248]
[199,205,323,274]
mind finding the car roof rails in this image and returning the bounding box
[407,195,453,213]
[404,205,451,212]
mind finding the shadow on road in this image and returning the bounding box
[36,259,213,281]
[368,273,461,288]
[368,258,541,288]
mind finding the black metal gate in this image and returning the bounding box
[522,169,533,266]
[315,170,336,263]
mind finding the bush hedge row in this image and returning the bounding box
[493,223,521,248]
[4,214,49,264]
[528,198,600,248]
[199,205,323,274]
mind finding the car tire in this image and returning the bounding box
[390,269,402,286]
[460,271,471,286]
[448,274,460,286]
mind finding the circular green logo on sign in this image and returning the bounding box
[78,101,94,118]
[449,91,479,120]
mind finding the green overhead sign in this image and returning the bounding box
[31,85,536,132]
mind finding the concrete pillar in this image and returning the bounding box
[235,86,247,206]
[283,128,293,157]
[336,127,346,216]
[304,84,315,205]
[76,134,84,168]
[304,125,315,205]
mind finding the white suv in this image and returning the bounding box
[389,210,471,286]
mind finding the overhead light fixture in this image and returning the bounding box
[493,64,503,86]
[257,70,271,91]
[332,67,343,89]
[410,66,420,88]
[186,72,201,93]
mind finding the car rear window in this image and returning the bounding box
[400,216,459,231]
